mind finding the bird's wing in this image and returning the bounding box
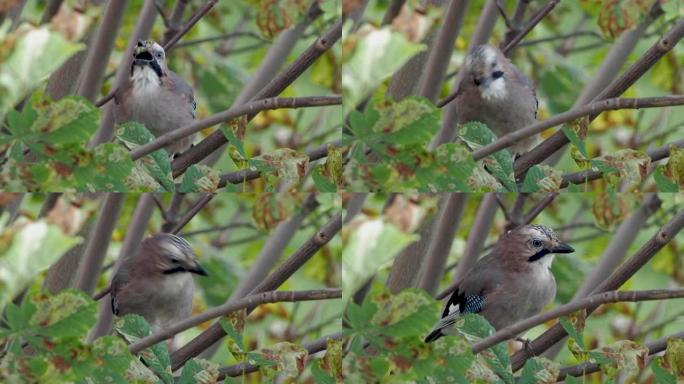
[166,71,196,119]
[110,268,131,316]
[509,64,538,119]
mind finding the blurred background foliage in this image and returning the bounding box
[342,0,684,191]
[342,192,684,382]
[0,192,341,382]
[0,0,341,191]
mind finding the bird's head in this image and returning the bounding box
[143,233,208,276]
[130,40,167,83]
[465,45,508,100]
[499,225,574,268]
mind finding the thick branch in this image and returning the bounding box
[560,139,684,187]
[72,194,125,295]
[169,20,342,178]
[472,96,684,162]
[217,332,343,379]
[170,212,342,369]
[129,289,341,353]
[130,96,340,160]
[472,288,684,353]
[510,209,684,370]
[513,18,684,178]
[557,331,684,380]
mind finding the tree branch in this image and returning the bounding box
[129,288,341,354]
[217,139,340,187]
[510,208,684,370]
[217,332,343,379]
[72,194,125,295]
[169,194,214,234]
[130,96,341,160]
[501,0,560,55]
[560,139,684,187]
[472,96,684,162]
[513,18,684,178]
[472,288,684,354]
[170,212,342,370]
[169,20,342,178]
[163,0,218,51]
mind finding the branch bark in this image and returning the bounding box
[170,194,215,234]
[170,212,342,370]
[417,193,468,295]
[217,332,343,379]
[472,96,684,161]
[130,96,341,160]
[513,18,684,178]
[501,0,560,55]
[557,331,684,380]
[72,194,125,295]
[129,289,341,354]
[88,194,156,341]
[472,288,684,353]
[169,20,342,178]
[452,193,498,283]
[510,208,684,370]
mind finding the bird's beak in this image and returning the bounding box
[189,261,208,276]
[551,242,574,254]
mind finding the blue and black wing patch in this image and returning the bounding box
[426,290,486,343]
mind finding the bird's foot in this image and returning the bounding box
[515,337,536,356]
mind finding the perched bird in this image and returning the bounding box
[454,44,538,155]
[425,225,573,343]
[111,233,207,331]
[114,40,196,155]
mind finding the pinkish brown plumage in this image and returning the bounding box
[425,225,573,343]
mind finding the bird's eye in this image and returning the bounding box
[532,239,543,248]
[170,257,180,263]
[473,77,481,86]
[156,52,163,59]
[492,71,504,79]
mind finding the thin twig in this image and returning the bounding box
[502,0,560,55]
[170,194,215,234]
[472,288,684,353]
[472,96,684,162]
[164,0,218,51]
[130,95,341,160]
[129,289,341,353]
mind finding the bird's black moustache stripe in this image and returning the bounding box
[528,249,550,262]
[163,266,187,274]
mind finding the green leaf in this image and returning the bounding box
[341,218,418,306]
[0,221,81,312]
[114,314,173,383]
[179,164,220,192]
[654,166,679,192]
[0,26,84,116]
[559,316,585,350]
[342,26,426,113]
[459,122,516,191]
[117,122,174,191]
[312,164,337,192]
[29,290,97,339]
[178,358,220,384]
[370,290,435,338]
[650,357,676,384]
[521,165,562,192]
[519,357,560,384]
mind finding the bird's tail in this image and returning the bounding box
[424,329,444,343]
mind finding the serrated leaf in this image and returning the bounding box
[179,164,219,192]
[29,290,97,339]
[459,122,516,191]
[521,165,562,192]
[596,149,650,186]
[117,122,173,191]
[253,148,309,190]
[114,314,173,383]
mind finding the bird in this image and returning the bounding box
[453,44,538,155]
[425,224,574,343]
[114,40,196,155]
[110,233,207,332]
